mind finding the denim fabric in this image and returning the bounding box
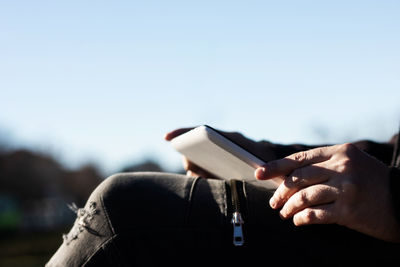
[46,173,232,267]
[47,172,400,267]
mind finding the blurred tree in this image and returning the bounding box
[121,159,164,173]
[0,150,64,200]
[62,164,103,206]
[0,149,103,229]
[0,126,13,153]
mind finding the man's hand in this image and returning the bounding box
[255,143,400,242]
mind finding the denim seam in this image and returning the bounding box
[100,194,116,236]
[80,195,119,266]
[81,235,117,266]
[185,176,201,225]
[221,180,227,225]
[242,180,249,221]
[105,236,125,267]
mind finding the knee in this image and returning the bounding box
[88,172,193,232]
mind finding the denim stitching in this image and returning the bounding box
[185,176,201,225]
[100,194,116,236]
[81,196,120,266]
[221,180,227,225]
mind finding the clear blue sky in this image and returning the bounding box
[1,0,399,175]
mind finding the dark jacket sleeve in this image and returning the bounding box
[390,167,400,225]
[389,132,400,225]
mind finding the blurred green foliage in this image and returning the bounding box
[0,230,66,267]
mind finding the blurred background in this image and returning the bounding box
[1,0,399,265]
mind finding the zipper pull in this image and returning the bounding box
[231,211,244,246]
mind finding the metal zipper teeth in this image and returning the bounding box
[230,179,244,246]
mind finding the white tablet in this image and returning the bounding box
[170,125,279,189]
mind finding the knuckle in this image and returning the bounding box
[336,158,352,173]
[304,209,316,222]
[311,147,324,159]
[274,188,287,205]
[299,208,316,225]
[289,168,305,186]
[334,144,357,174]
[266,160,278,175]
[295,208,336,226]
[297,190,310,206]
[340,143,357,156]
[292,151,308,164]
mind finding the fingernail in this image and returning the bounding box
[164,133,171,141]
[279,210,287,219]
[255,167,266,179]
[269,196,276,209]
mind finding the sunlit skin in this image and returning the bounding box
[166,127,400,242]
[255,143,400,242]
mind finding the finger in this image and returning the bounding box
[164,127,196,141]
[182,157,215,178]
[269,163,330,209]
[279,183,339,219]
[256,145,336,180]
[186,170,196,177]
[292,204,337,226]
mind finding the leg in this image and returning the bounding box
[46,172,231,267]
[47,172,400,266]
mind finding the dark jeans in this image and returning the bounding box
[46,172,400,267]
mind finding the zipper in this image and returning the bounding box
[230,179,244,246]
